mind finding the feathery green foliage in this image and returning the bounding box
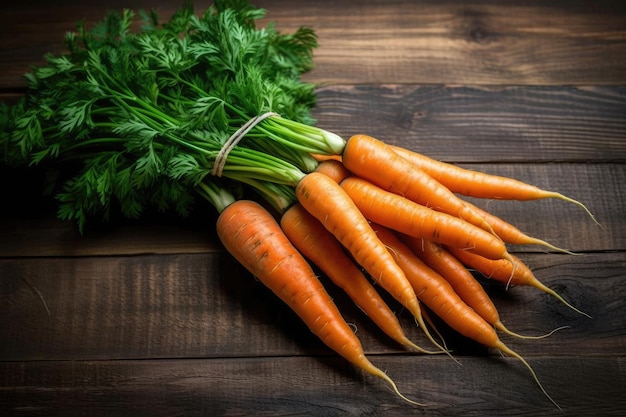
[0,0,342,231]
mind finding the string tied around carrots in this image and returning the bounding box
[211,111,280,177]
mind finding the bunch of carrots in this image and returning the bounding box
[0,0,598,409]
[215,132,596,408]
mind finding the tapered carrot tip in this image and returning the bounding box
[495,321,571,340]
[401,337,448,355]
[524,236,580,256]
[502,252,518,290]
[409,303,460,363]
[548,191,600,226]
[533,280,592,319]
[366,363,425,406]
[495,340,562,411]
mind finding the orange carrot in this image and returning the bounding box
[295,172,446,353]
[280,203,436,354]
[401,236,564,339]
[314,159,351,183]
[216,200,419,405]
[340,175,514,262]
[371,223,561,409]
[402,237,501,326]
[391,144,597,224]
[311,153,343,163]
[342,134,494,232]
[462,200,577,255]
[447,246,590,318]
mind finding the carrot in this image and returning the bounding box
[402,236,566,340]
[447,246,591,318]
[311,153,343,163]
[313,159,351,183]
[342,134,495,233]
[391,144,598,224]
[340,175,514,263]
[295,172,447,353]
[216,200,420,405]
[462,200,577,255]
[280,203,437,354]
[402,237,502,326]
[371,223,561,410]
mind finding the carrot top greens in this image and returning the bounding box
[0,0,342,231]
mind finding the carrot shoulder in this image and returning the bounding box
[313,159,351,183]
[216,200,419,404]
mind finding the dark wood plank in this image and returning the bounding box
[1,163,621,257]
[1,0,626,89]
[0,1,624,416]
[294,0,626,86]
[313,85,626,163]
[1,252,623,361]
[1,356,624,416]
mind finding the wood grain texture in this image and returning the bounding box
[312,85,626,162]
[1,356,625,416]
[0,252,624,361]
[1,0,626,88]
[1,0,625,415]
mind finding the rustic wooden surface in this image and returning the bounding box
[1,0,625,416]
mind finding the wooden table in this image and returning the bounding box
[1,1,625,415]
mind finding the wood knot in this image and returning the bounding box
[458,9,498,45]
[469,24,490,43]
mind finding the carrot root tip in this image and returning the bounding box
[526,237,580,256]
[412,314,460,363]
[495,341,562,411]
[502,252,517,290]
[554,193,600,227]
[496,322,571,340]
[536,282,592,319]
[374,368,425,406]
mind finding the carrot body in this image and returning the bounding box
[447,246,537,287]
[399,236,558,339]
[280,203,430,353]
[371,223,561,408]
[463,200,576,254]
[217,200,358,357]
[342,134,493,232]
[295,173,420,317]
[216,200,418,404]
[391,144,597,223]
[311,153,343,163]
[340,175,512,262]
[401,236,501,328]
[447,246,590,317]
[314,159,351,183]
[371,224,498,347]
[295,172,444,352]
[391,145,563,200]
